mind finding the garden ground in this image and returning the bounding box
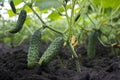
[0,42,120,80]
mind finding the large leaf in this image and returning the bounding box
[100,35,108,44]
[100,25,111,35]
[92,0,120,8]
[35,0,63,10]
[0,0,4,2]
[48,11,63,21]
[8,0,22,5]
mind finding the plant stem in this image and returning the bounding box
[46,25,67,40]
[86,13,97,29]
[25,25,32,34]
[68,41,81,72]
[68,0,76,40]
[45,25,64,35]
[63,5,70,33]
[63,0,81,72]
[30,7,45,25]
[28,5,65,36]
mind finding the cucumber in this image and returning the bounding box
[38,37,64,66]
[75,14,80,22]
[9,10,27,33]
[27,29,41,68]
[9,0,16,14]
[87,31,98,58]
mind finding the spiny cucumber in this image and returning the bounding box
[27,29,41,68]
[9,0,16,14]
[87,31,98,58]
[38,37,64,66]
[9,10,27,33]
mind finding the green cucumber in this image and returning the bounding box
[87,31,98,58]
[75,14,80,22]
[9,10,27,33]
[38,37,64,66]
[9,0,16,14]
[27,29,41,68]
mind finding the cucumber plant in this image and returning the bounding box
[4,0,120,72]
[22,0,81,71]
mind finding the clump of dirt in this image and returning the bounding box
[0,42,120,80]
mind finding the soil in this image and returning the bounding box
[0,42,120,80]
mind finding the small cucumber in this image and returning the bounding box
[9,10,27,33]
[38,37,64,66]
[27,29,41,68]
[87,31,98,58]
[75,14,80,22]
[9,0,16,14]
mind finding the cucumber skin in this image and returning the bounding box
[38,37,64,66]
[10,0,16,14]
[9,10,27,33]
[27,29,41,68]
[87,31,98,58]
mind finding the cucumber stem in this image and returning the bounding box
[28,5,65,37]
[45,25,64,35]
[68,41,81,72]
[68,0,76,40]
[86,13,97,29]
[30,7,45,25]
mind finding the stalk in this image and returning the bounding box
[25,2,64,36]
[68,41,81,72]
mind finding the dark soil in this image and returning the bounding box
[0,42,120,80]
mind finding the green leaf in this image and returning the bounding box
[7,8,22,17]
[35,0,63,10]
[100,25,111,35]
[92,0,120,8]
[101,0,120,8]
[100,35,108,44]
[48,11,63,21]
[0,0,4,2]
[8,0,22,5]
[25,17,32,25]
[7,9,16,17]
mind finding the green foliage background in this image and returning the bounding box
[0,0,120,47]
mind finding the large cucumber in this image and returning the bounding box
[38,37,64,66]
[9,10,27,33]
[87,31,98,58]
[27,29,41,68]
[9,0,16,14]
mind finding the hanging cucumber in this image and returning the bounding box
[27,29,41,68]
[87,31,98,58]
[38,37,64,66]
[9,10,27,33]
[74,14,80,22]
[9,0,16,14]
